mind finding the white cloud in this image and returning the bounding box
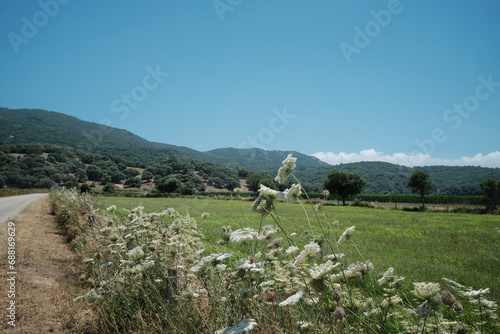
[311,149,500,168]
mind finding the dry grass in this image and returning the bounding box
[0,197,98,333]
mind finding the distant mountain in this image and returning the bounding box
[0,107,327,170]
[203,147,328,172]
[1,107,499,195]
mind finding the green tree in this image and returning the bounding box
[479,178,499,209]
[323,170,366,206]
[103,183,117,194]
[123,168,140,178]
[246,174,277,192]
[36,177,54,189]
[80,183,91,193]
[110,171,126,184]
[141,170,153,181]
[86,165,104,181]
[156,176,183,193]
[407,170,436,208]
[124,177,142,188]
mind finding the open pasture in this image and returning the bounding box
[96,196,500,302]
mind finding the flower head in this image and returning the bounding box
[127,246,144,261]
[338,226,355,244]
[308,260,340,280]
[275,154,297,184]
[294,242,321,264]
[283,184,302,204]
[279,290,303,306]
[106,205,116,212]
[333,306,345,320]
[413,282,441,299]
[230,228,258,243]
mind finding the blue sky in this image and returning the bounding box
[1,1,500,167]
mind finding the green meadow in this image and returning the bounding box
[96,196,500,302]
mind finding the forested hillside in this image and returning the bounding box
[1,107,499,195]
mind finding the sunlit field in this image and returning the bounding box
[96,196,500,302]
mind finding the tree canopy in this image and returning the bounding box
[407,170,436,208]
[323,170,366,206]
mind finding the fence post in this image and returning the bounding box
[166,268,178,305]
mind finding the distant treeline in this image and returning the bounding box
[346,194,486,205]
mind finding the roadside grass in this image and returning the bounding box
[96,196,500,302]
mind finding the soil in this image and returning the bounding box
[0,197,97,333]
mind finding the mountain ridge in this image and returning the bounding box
[1,107,499,194]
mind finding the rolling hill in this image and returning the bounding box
[1,107,499,194]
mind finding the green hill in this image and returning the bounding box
[1,107,499,195]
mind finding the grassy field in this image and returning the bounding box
[96,196,500,302]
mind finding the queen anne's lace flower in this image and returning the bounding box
[338,226,355,244]
[275,154,297,184]
[283,184,302,204]
[230,228,259,243]
[413,282,441,299]
[294,242,321,264]
[308,260,340,280]
[106,205,116,212]
[279,290,303,306]
[127,246,144,261]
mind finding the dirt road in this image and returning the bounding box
[0,194,48,227]
[0,196,96,333]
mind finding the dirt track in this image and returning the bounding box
[0,196,96,333]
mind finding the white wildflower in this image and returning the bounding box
[378,267,395,285]
[294,242,321,264]
[279,290,303,306]
[201,212,210,218]
[413,282,441,299]
[235,259,261,271]
[324,253,345,260]
[286,245,300,254]
[275,154,297,184]
[230,228,258,243]
[106,205,116,212]
[260,280,275,288]
[132,260,155,273]
[252,197,270,214]
[348,261,374,276]
[127,246,144,261]
[338,225,355,244]
[381,295,403,308]
[258,184,280,200]
[463,288,489,297]
[257,225,279,240]
[283,184,301,204]
[309,260,340,280]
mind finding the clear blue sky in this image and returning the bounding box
[1,1,500,167]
